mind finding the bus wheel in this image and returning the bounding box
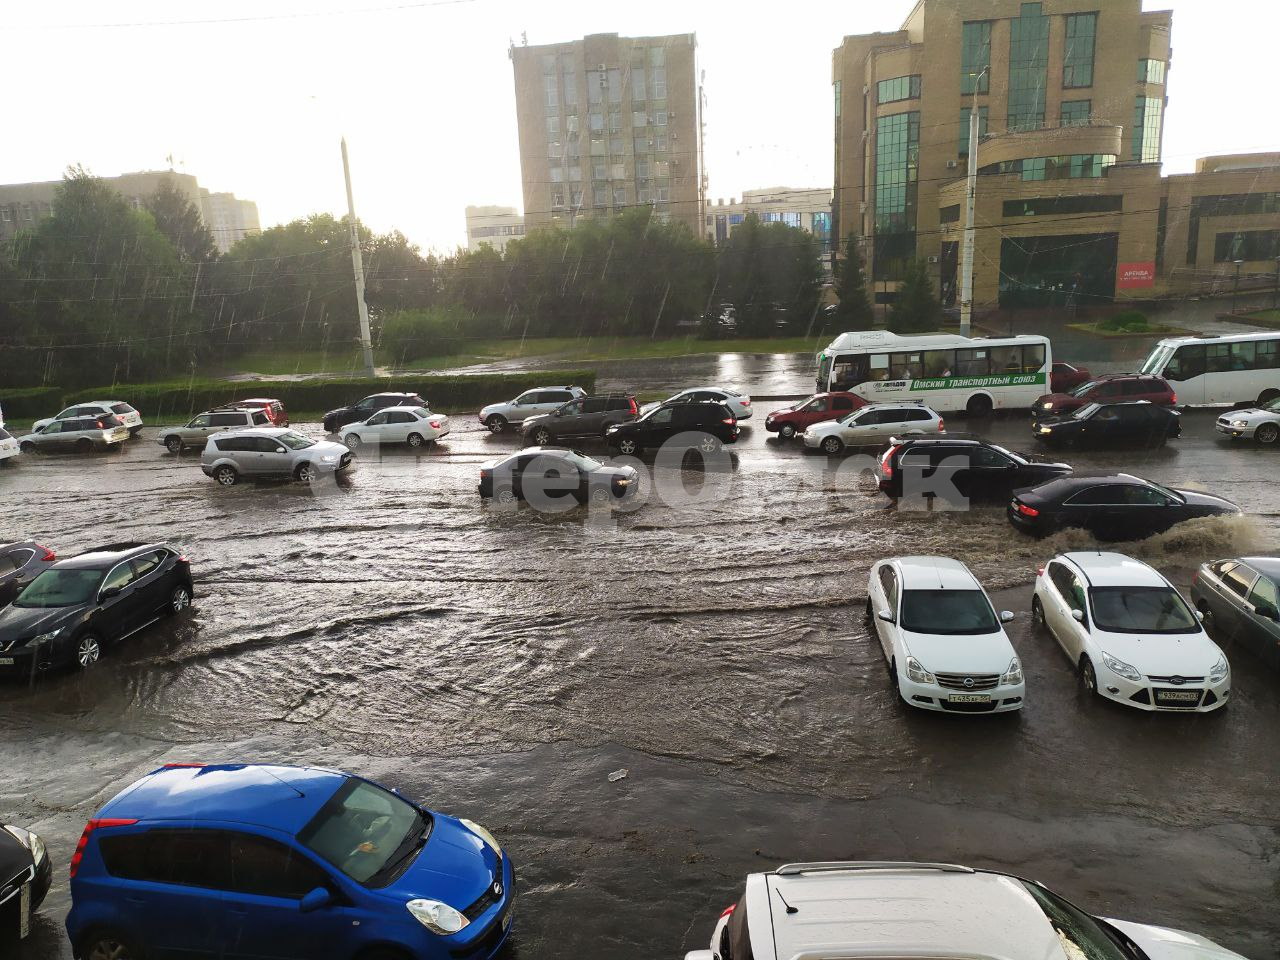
[966,394,993,418]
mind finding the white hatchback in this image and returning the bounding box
[34,400,143,436]
[647,387,752,420]
[1033,552,1229,712]
[803,401,943,454]
[867,556,1023,713]
[340,406,450,451]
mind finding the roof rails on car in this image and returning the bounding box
[774,861,975,877]
[85,541,149,554]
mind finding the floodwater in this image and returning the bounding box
[2,362,1278,959]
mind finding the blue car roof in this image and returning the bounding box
[100,764,349,832]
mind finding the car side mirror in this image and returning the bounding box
[299,887,332,913]
[1000,611,1015,623]
[877,609,895,624]
[100,586,122,601]
[275,446,287,454]
[1070,609,1085,623]
[1194,609,1205,622]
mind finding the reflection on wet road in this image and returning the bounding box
[1,392,1278,959]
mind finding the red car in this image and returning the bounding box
[231,397,288,426]
[1032,374,1176,419]
[765,391,867,439]
[1050,361,1092,393]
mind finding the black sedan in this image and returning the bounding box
[0,542,193,674]
[1192,556,1280,671]
[0,821,52,942]
[878,437,1071,502]
[0,542,57,607]
[1033,401,1181,449]
[478,447,639,506]
[1008,474,1241,541]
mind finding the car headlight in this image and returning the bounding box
[1041,402,1053,410]
[3,826,46,864]
[407,898,469,935]
[1101,651,1142,683]
[27,628,63,646]
[613,477,633,486]
[459,818,503,858]
[606,425,618,433]
[905,657,935,684]
[1001,657,1023,685]
[1209,654,1229,684]
[1230,420,1248,428]
[320,454,338,463]
[1038,427,1052,434]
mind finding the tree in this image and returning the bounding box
[888,258,941,334]
[718,214,821,336]
[145,177,218,264]
[833,235,875,330]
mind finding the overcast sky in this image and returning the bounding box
[5,0,1275,254]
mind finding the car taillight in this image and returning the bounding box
[429,420,441,429]
[741,399,751,406]
[629,398,638,414]
[480,469,491,479]
[722,418,736,425]
[70,818,138,879]
[719,903,737,919]
[937,418,945,432]
[96,419,106,428]
[1036,566,1045,577]
[1016,502,1040,517]
[37,545,55,562]
[1170,391,1177,404]
[882,444,901,477]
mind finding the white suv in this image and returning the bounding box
[686,861,1247,960]
[479,386,585,433]
[1032,552,1230,712]
[867,556,1023,713]
[200,428,352,485]
[34,401,143,436]
[803,401,942,454]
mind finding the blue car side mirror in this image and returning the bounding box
[300,887,332,913]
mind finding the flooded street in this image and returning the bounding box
[2,357,1279,959]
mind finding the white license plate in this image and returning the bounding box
[0,657,14,666]
[1159,691,1200,702]
[949,693,991,703]
[19,881,30,938]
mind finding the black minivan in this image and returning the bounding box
[605,401,739,456]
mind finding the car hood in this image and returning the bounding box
[382,814,499,909]
[323,407,351,418]
[0,603,79,640]
[1035,392,1082,407]
[1104,919,1248,959]
[805,420,848,437]
[1228,407,1273,421]
[1176,490,1241,513]
[902,629,1015,674]
[305,440,350,457]
[766,406,796,418]
[479,402,513,417]
[1093,630,1224,676]
[521,413,552,429]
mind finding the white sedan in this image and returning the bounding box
[803,402,943,454]
[646,387,752,420]
[867,556,1023,714]
[1033,551,1229,712]
[340,406,450,451]
[1215,396,1280,444]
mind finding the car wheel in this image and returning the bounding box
[164,436,183,454]
[343,434,361,451]
[19,441,36,453]
[533,427,552,446]
[779,423,797,439]
[1079,656,1098,698]
[214,465,239,486]
[1256,422,1280,445]
[407,432,426,448]
[889,657,902,698]
[76,438,94,453]
[486,415,508,434]
[296,462,317,484]
[699,435,720,454]
[617,438,639,456]
[821,436,844,455]
[590,486,611,505]
[168,584,192,615]
[1031,596,1045,626]
[82,931,145,960]
[496,489,517,505]
[864,598,874,623]
[966,394,994,418]
[75,633,102,669]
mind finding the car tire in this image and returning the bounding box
[699,436,721,454]
[296,462,317,484]
[19,441,36,453]
[496,489,517,505]
[214,465,239,486]
[1031,596,1045,626]
[779,423,797,439]
[76,438,94,454]
[616,437,639,456]
[164,436,183,454]
[821,436,844,455]
[1079,656,1098,698]
[343,434,362,451]
[533,427,553,446]
[864,598,874,623]
[81,931,145,960]
[407,432,426,449]
[590,486,611,505]
[966,394,994,418]
[486,415,508,434]
[168,584,192,615]
[889,657,902,699]
[1256,422,1279,445]
[75,633,103,669]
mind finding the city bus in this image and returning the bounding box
[815,331,1052,415]
[1138,332,1280,406]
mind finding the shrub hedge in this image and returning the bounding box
[0,387,64,419]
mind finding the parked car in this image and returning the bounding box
[879,437,1071,502]
[685,860,1248,960]
[65,762,514,960]
[866,556,1023,714]
[646,387,752,421]
[156,407,272,454]
[765,391,866,439]
[479,386,585,433]
[605,402,739,456]
[520,394,639,446]
[1032,374,1175,419]
[34,401,143,436]
[228,397,288,426]
[341,406,450,451]
[1009,474,1242,540]
[1033,552,1229,712]
[803,402,943,455]
[0,427,19,465]
[1050,360,1093,393]
[0,542,57,607]
[1033,401,1182,448]
[0,543,192,672]
[1215,395,1280,444]
[17,416,129,454]
[1192,556,1280,671]
[478,448,639,505]
[200,428,352,486]
[1,819,52,942]
[323,393,425,434]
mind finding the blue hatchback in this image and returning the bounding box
[66,763,514,960]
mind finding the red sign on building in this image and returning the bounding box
[1117,262,1156,289]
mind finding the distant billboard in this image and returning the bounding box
[1117,262,1156,289]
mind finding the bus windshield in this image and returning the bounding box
[1140,346,1172,376]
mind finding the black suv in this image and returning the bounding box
[323,392,424,433]
[878,436,1071,502]
[605,401,739,456]
[521,394,639,446]
[0,543,193,673]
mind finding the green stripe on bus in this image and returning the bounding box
[908,373,1047,391]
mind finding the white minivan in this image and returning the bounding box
[1139,331,1280,406]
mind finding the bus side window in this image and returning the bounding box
[1205,344,1232,374]
[833,355,868,389]
[955,349,989,376]
[870,353,890,380]
[1166,345,1205,380]
[1230,341,1256,370]
[922,350,954,377]
[1023,344,1046,372]
[1258,340,1280,370]
[990,346,1023,373]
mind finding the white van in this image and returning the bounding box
[1139,332,1280,406]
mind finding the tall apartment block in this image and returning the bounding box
[833,1,1280,307]
[510,33,704,237]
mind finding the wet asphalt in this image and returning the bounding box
[1,355,1278,960]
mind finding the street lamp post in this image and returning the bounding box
[1232,259,1244,315]
[958,67,988,339]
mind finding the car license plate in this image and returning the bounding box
[0,657,14,666]
[19,881,30,938]
[1156,689,1201,704]
[949,693,991,703]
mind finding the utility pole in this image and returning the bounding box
[959,68,987,339]
[341,137,376,377]
[1231,259,1244,315]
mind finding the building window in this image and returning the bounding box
[961,21,992,95]
[593,187,608,207]
[811,211,831,242]
[589,112,604,132]
[562,63,578,106]
[634,136,651,155]
[1060,99,1091,127]
[1002,195,1122,217]
[1062,12,1097,89]
[654,133,668,151]
[612,162,625,180]
[651,67,667,100]
[940,204,962,224]
[541,54,556,74]
[631,67,647,101]
[980,154,1117,180]
[546,116,560,138]
[607,68,622,104]
[958,106,988,155]
[653,160,671,178]
[1215,230,1280,263]
[569,165,582,182]
[656,182,670,203]
[874,110,920,278]
[543,75,558,112]
[548,141,563,159]
[632,110,648,128]
[1186,193,1280,264]
[1007,3,1049,130]
[592,162,607,181]
[590,137,606,157]
[553,189,565,207]
[877,75,920,104]
[1132,96,1163,162]
[636,158,649,179]
[654,109,668,126]
[1138,59,1167,84]
[613,186,627,206]
[588,70,604,105]
[637,185,652,203]
[608,111,622,133]
[649,46,665,66]
[570,188,583,207]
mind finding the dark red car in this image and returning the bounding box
[231,397,288,426]
[1050,361,1092,393]
[765,391,867,439]
[1032,374,1176,419]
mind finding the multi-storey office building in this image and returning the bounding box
[705,188,833,248]
[464,205,526,253]
[510,33,703,237]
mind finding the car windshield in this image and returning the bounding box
[15,568,104,608]
[278,431,316,450]
[1144,479,1186,503]
[990,443,1027,465]
[1089,587,1200,634]
[411,407,431,417]
[299,777,431,886]
[562,451,602,471]
[1264,397,1280,413]
[1073,403,1100,420]
[111,403,135,414]
[1070,380,1100,398]
[1016,880,1134,960]
[899,589,1000,635]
